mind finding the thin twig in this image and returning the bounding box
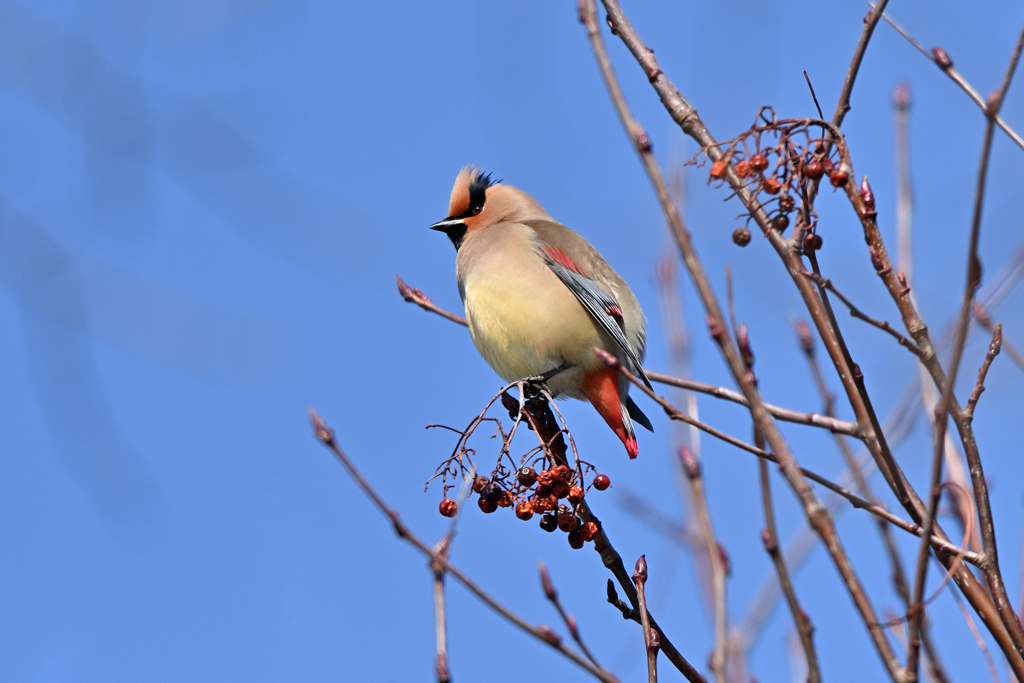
[309,410,623,683]
[879,6,1024,153]
[974,303,1024,373]
[600,350,981,566]
[678,447,728,683]
[398,276,468,326]
[907,20,1024,681]
[539,562,601,667]
[633,556,659,683]
[965,324,1003,417]
[833,0,890,128]
[646,371,861,436]
[589,4,905,676]
[801,271,925,358]
[755,428,820,683]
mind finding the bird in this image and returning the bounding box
[430,167,653,458]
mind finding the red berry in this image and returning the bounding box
[804,160,824,180]
[498,491,514,508]
[515,501,534,520]
[537,470,554,487]
[580,521,599,542]
[553,465,571,481]
[568,486,584,503]
[803,233,823,253]
[735,160,752,178]
[763,178,782,195]
[750,153,769,172]
[829,170,848,187]
[478,496,498,514]
[557,513,579,533]
[517,467,537,487]
[439,499,458,517]
[567,530,584,549]
[472,476,489,494]
[593,474,611,491]
[771,215,789,232]
[550,480,570,499]
[710,160,727,179]
[539,514,558,532]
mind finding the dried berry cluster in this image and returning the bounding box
[691,108,851,255]
[438,465,611,549]
[428,383,614,549]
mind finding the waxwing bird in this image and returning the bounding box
[430,167,653,458]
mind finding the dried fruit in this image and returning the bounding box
[829,170,848,187]
[478,496,498,514]
[537,470,555,487]
[735,160,751,178]
[763,177,782,195]
[553,465,571,481]
[804,159,824,180]
[539,514,558,532]
[498,491,514,508]
[550,480,571,499]
[750,153,769,172]
[580,521,599,542]
[568,485,584,503]
[732,227,751,247]
[567,530,585,549]
[558,513,579,533]
[480,483,502,504]
[439,498,458,517]
[472,476,490,494]
[778,194,795,211]
[515,501,534,521]
[803,233,823,253]
[517,466,537,487]
[593,474,611,491]
[710,160,728,179]
[771,215,789,232]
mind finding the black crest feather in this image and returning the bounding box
[468,170,499,212]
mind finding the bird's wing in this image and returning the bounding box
[527,220,652,389]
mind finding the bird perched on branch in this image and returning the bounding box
[430,167,653,458]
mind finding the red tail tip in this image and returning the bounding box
[625,436,639,459]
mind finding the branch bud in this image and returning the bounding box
[537,625,561,646]
[679,446,701,479]
[932,47,953,70]
[796,319,814,355]
[860,175,875,212]
[633,555,648,585]
[539,562,557,601]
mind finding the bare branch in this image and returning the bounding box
[633,556,659,683]
[309,409,623,683]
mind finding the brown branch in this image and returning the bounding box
[589,4,904,675]
[801,271,925,358]
[308,409,623,683]
[398,276,467,326]
[879,7,1024,153]
[832,0,890,128]
[754,429,820,683]
[516,384,708,683]
[539,562,601,668]
[601,351,981,566]
[431,537,452,683]
[633,556,659,683]
[907,20,1024,681]
[974,303,1024,373]
[965,324,1003,418]
[797,321,952,683]
[646,370,861,437]
[678,447,728,683]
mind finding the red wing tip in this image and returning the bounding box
[625,436,639,459]
[543,245,586,275]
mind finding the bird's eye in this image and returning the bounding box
[471,204,483,215]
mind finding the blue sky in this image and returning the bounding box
[1,1,1023,681]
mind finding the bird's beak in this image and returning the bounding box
[429,217,466,232]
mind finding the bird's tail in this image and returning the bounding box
[583,367,639,458]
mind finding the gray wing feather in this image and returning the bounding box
[541,252,653,389]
